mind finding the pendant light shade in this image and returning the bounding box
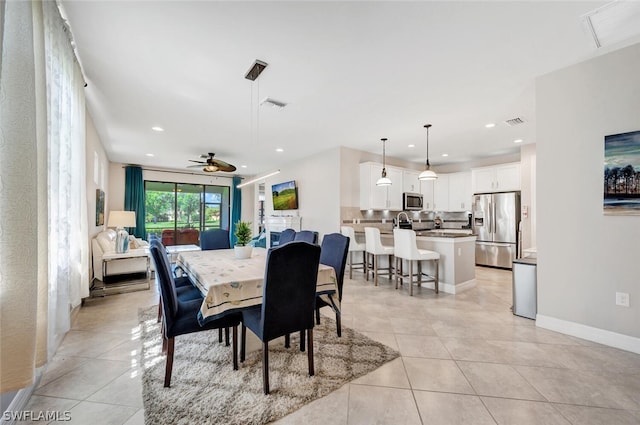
[376,138,392,186]
[418,124,438,181]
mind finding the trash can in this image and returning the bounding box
[512,257,537,319]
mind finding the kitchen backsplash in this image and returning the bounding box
[340,207,471,232]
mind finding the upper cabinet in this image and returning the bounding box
[359,162,403,210]
[433,174,449,212]
[420,179,435,211]
[402,170,421,193]
[448,171,472,211]
[471,163,521,193]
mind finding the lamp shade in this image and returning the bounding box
[376,176,392,186]
[108,211,136,228]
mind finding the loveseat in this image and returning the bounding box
[92,229,151,281]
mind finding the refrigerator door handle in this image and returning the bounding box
[492,200,497,235]
[488,200,492,234]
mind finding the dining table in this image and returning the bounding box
[176,247,340,325]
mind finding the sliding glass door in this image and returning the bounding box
[144,181,230,245]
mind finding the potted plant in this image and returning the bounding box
[234,221,253,259]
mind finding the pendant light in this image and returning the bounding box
[376,138,392,186]
[418,124,438,180]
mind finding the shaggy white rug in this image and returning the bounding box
[138,307,399,425]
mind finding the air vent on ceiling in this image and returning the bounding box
[260,97,287,109]
[504,117,526,127]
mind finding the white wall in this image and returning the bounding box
[519,144,536,250]
[536,42,640,345]
[86,111,109,238]
[264,147,342,239]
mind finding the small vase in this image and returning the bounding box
[234,245,253,259]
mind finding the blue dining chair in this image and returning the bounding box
[150,241,241,387]
[200,229,231,250]
[150,240,201,323]
[294,230,318,244]
[315,233,349,337]
[278,228,296,246]
[240,241,321,394]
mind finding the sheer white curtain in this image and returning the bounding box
[43,1,88,357]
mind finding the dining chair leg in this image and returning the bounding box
[232,325,238,371]
[162,334,168,354]
[164,337,175,388]
[300,330,305,352]
[240,325,246,362]
[284,333,290,348]
[394,257,398,289]
[157,299,162,323]
[225,327,230,346]
[307,328,314,376]
[315,306,321,325]
[335,312,342,337]
[263,341,270,395]
[218,328,223,343]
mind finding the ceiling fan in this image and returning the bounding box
[187,152,237,173]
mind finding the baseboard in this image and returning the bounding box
[0,370,42,425]
[420,279,476,294]
[536,314,640,354]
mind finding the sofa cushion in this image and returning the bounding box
[97,230,116,253]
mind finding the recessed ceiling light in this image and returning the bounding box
[151,126,164,132]
[145,153,154,157]
[241,165,247,168]
[513,139,523,144]
[275,148,284,152]
[442,153,449,157]
[408,144,415,148]
[485,123,496,128]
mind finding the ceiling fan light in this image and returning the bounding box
[419,169,438,180]
[204,165,219,172]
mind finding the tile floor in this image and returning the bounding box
[22,267,640,425]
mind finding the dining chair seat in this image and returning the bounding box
[364,227,394,286]
[393,229,439,296]
[341,226,365,279]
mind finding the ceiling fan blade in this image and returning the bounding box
[210,159,237,172]
[186,164,206,168]
[188,159,207,164]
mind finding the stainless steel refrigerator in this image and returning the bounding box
[473,192,521,269]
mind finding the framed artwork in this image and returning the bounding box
[604,130,640,215]
[96,189,105,225]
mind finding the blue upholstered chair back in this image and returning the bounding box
[278,228,296,245]
[319,233,349,301]
[150,240,180,321]
[200,229,230,250]
[294,230,318,244]
[260,241,321,341]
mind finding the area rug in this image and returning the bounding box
[138,307,399,425]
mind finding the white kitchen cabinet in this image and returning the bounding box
[471,163,521,193]
[448,171,472,211]
[359,162,403,210]
[402,170,421,193]
[420,179,435,211]
[433,174,449,211]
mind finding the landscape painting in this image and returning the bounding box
[272,180,299,210]
[604,130,640,215]
[96,189,105,225]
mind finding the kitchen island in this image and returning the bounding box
[355,229,477,294]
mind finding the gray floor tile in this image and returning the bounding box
[413,391,497,425]
[481,397,571,425]
[347,385,422,425]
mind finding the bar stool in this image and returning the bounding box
[364,227,394,286]
[393,229,439,296]
[341,226,365,279]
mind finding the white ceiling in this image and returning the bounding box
[59,1,637,177]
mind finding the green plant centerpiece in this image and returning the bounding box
[234,221,253,259]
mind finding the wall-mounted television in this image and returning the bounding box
[272,180,299,210]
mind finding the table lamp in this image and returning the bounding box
[108,211,136,253]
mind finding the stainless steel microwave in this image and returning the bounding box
[403,192,423,211]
